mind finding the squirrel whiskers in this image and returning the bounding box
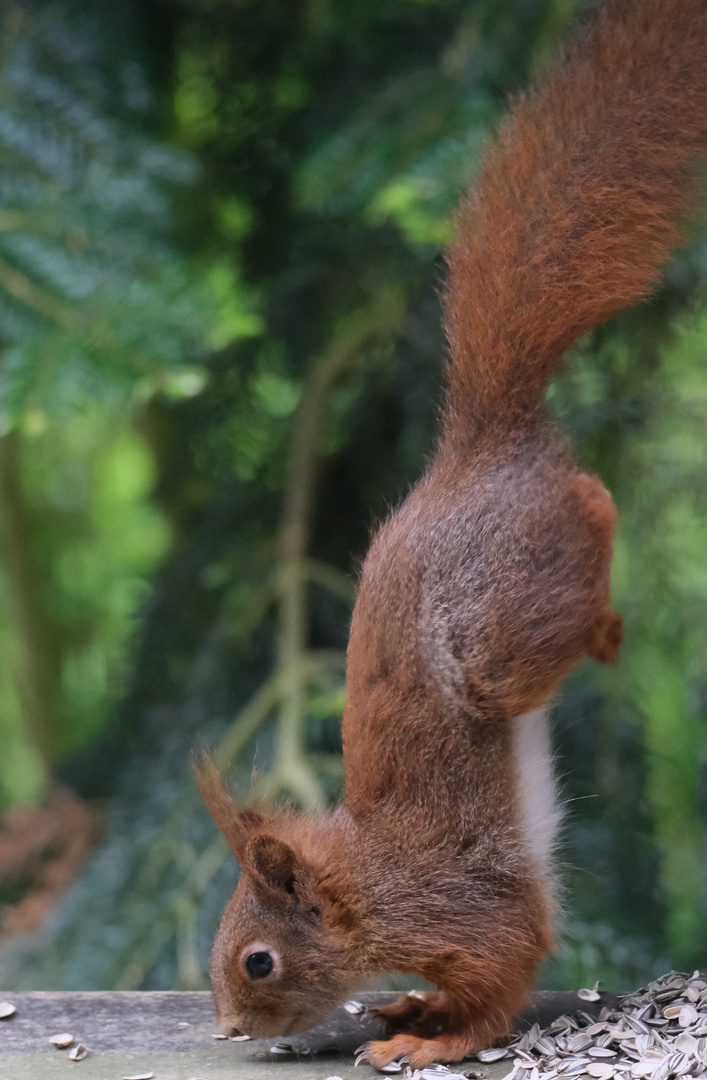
[198,0,707,1067]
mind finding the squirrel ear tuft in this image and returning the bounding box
[194,753,265,859]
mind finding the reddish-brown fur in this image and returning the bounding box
[198,0,707,1067]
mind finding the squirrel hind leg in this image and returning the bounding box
[586,608,623,664]
[569,471,616,553]
[569,471,622,664]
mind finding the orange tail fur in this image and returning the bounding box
[443,0,707,447]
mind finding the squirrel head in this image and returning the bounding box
[197,758,359,1039]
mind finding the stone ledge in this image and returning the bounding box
[0,990,618,1080]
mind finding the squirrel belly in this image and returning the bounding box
[511,706,562,908]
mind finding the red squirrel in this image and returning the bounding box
[198,0,707,1068]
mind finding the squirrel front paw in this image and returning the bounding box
[372,991,447,1036]
[359,1030,478,1069]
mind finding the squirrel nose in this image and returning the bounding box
[217,1015,243,1037]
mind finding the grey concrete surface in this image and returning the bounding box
[0,989,617,1080]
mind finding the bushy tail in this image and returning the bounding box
[442,0,707,446]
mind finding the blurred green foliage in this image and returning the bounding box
[0,0,704,998]
[0,408,169,805]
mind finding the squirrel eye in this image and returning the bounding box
[245,951,274,980]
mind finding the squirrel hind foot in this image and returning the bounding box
[586,608,623,664]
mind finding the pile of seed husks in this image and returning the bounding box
[357,971,707,1080]
[489,971,707,1080]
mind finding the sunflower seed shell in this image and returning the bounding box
[49,1033,74,1048]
